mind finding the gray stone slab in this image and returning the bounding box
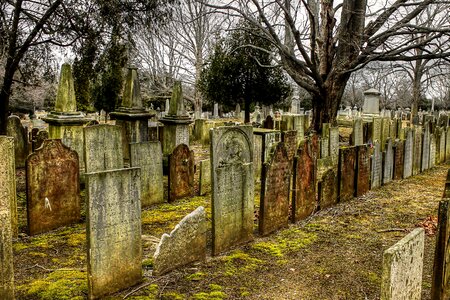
[430,134,436,169]
[422,127,430,171]
[130,141,164,206]
[371,142,382,189]
[403,130,413,178]
[381,228,424,300]
[153,206,207,275]
[352,118,363,146]
[199,159,211,196]
[0,209,14,299]
[0,136,17,237]
[383,139,394,185]
[86,168,142,299]
[413,127,422,176]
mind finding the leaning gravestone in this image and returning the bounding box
[168,144,194,202]
[339,146,357,202]
[153,206,207,275]
[7,115,29,168]
[26,140,80,235]
[355,145,370,197]
[84,124,123,173]
[260,143,290,235]
[0,136,18,237]
[381,228,424,300]
[130,141,164,207]
[293,139,316,221]
[86,168,142,299]
[199,159,211,196]
[0,209,14,299]
[210,126,254,255]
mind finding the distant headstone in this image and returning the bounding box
[430,134,436,169]
[86,168,142,299]
[362,88,381,115]
[372,117,382,143]
[153,206,207,275]
[260,143,290,235]
[446,129,450,162]
[355,145,370,197]
[213,103,219,118]
[381,228,424,300]
[339,146,357,202]
[381,118,390,151]
[210,126,254,255]
[352,118,363,146]
[83,125,123,173]
[421,125,430,171]
[26,140,80,235]
[168,144,194,202]
[0,137,18,237]
[7,115,29,168]
[293,139,316,221]
[403,130,413,178]
[382,139,394,185]
[281,130,297,164]
[199,159,211,196]
[0,210,14,299]
[412,127,422,176]
[130,141,164,207]
[371,142,382,189]
[439,129,446,164]
[393,140,404,180]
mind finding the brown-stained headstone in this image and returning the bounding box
[281,130,297,164]
[292,139,316,222]
[356,145,370,197]
[318,167,338,210]
[168,144,194,202]
[86,167,142,299]
[338,146,356,202]
[260,143,291,235]
[26,139,80,235]
[0,136,18,238]
[393,140,404,180]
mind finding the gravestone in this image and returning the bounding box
[0,210,14,299]
[199,159,211,196]
[356,145,370,197]
[210,126,254,255]
[372,117,382,143]
[0,137,17,237]
[381,228,425,300]
[130,141,164,206]
[153,207,207,275]
[362,88,380,115]
[7,116,29,168]
[33,130,48,151]
[293,139,317,221]
[282,115,305,144]
[371,142,382,189]
[412,127,422,176]
[389,119,397,140]
[430,134,436,169]
[253,129,280,181]
[403,130,413,178]
[352,118,363,146]
[318,166,338,210]
[86,168,142,299]
[381,118,390,151]
[431,199,450,299]
[43,64,92,171]
[329,127,340,164]
[160,81,193,156]
[26,140,80,235]
[439,129,446,164]
[83,124,123,173]
[383,139,394,185]
[110,67,154,161]
[281,130,297,164]
[168,144,194,202]
[393,140,404,180]
[422,126,430,171]
[260,143,290,235]
[320,123,330,158]
[338,146,357,202]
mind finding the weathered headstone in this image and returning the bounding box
[210,126,254,255]
[83,124,123,173]
[153,206,207,275]
[293,139,317,221]
[421,125,430,171]
[352,118,363,146]
[318,166,338,210]
[321,123,330,158]
[363,88,381,115]
[0,137,17,237]
[0,209,14,299]
[253,129,280,181]
[430,134,436,169]
[412,127,422,176]
[372,117,382,143]
[199,159,211,196]
[329,127,340,164]
[371,142,382,189]
[439,128,446,164]
[130,141,164,206]
[260,143,290,235]
[381,228,425,300]
[7,116,29,168]
[381,118,390,151]
[403,129,413,178]
[392,140,404,180]
[26,140,80,235]
[86,168,142,299]
[168,144,194,202]
[356,145,370,197]
[338,146,357,202]
[281,130,297,164]
[382,139,394,185]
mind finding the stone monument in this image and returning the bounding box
[362,88,381,115]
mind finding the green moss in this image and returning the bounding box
[186,272,206,281]
[222,250,262,276]
[29,251,47,258]
[367,271,380,285]
[191,290,226,300]
[25,270,87,299]
[209,284,222,291]
[66,233,85,247]
[161,291,185,299]
[276,227,317,253]
[13,242,29,252]
[252,242,283,257]
[142,258,154,268]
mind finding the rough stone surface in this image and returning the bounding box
[381,118,390,151]
[421,126,430,171]
[153,206,207,275]
[210,126,254,255]
[0,209,14,299]
[356,145,370,197]
[339,146,357,202]
[321,123,330,158]
[371,142,382,189]
[372,117,382,143]
[293,139,316,221]
[7,116,29,168]
[352,118,364,146]
[48,125,85,171]
[260,143,290,235]
[329,127,340,164]
[55,63,77,112]
[381,228,425,300]
[168,144,194,202]
[86,167,142,299]
[0,137,17,237]
[430,134,436,169]
[318,161,338,210]
[281,130,297,163]
[33,130,48,151]
[84,124,123,173]
[199,159,211,196]
[130,142,164,206]
[403,130,413,178]
[26,140,80,235]
[393,140,404,180]
[383,139,394,185]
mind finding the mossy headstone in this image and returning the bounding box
[0,136,18,238]
[168,144,194,202]
[0,209,14,299]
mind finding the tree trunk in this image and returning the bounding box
[0,70,15,135]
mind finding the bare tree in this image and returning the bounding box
[200,0,450,132]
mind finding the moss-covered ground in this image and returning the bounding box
[13,144,448,299]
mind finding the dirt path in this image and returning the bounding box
[13,164,448,299]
